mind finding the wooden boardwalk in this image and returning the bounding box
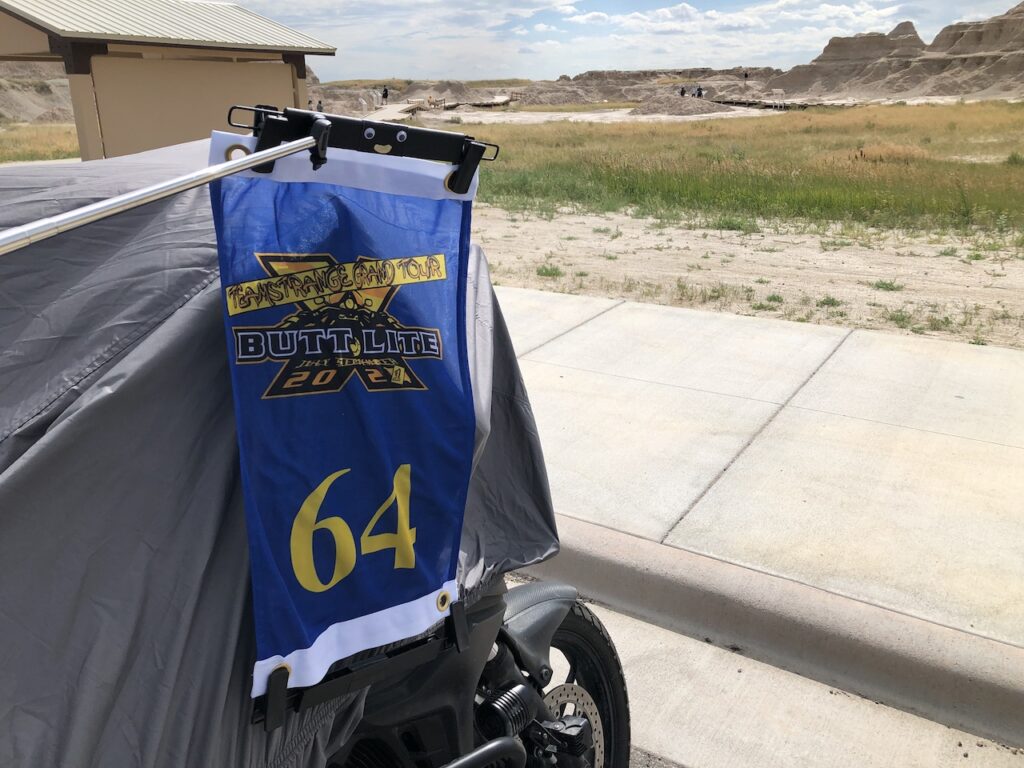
[362,102,422,122]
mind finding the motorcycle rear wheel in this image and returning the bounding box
[547,601,631,768]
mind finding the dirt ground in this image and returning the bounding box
[473,205,1024,349]
[420,106,776,126]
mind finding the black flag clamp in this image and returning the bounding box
[228,105,500,194]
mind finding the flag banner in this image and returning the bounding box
[208,131,478,697]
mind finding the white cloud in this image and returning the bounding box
[231,1,987,81]
[567,11,611,24]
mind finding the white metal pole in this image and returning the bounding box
[0,136,316,257]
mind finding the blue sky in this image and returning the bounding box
[236,1,1018,82]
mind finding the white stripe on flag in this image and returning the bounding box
[250,579,457,697]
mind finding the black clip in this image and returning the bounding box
[248,110,330,174]
[447,600,470,653]
[251,113,290,174]
[446,142,487,195]
[264,666,290,732]
[309,116,331,171]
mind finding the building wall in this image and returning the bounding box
[0,14,49,56]
[68,74,104,161]
[84,54,301,159]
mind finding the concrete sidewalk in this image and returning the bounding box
[593,602,1024,768]
[495,286,1024,746]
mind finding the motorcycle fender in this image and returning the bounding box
[501,581,578,686]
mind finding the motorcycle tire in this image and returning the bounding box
[549,600,631,768]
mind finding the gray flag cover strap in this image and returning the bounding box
[0,140,557,767]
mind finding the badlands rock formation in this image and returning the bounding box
[0,62,72,122]
[769,3,1024,99]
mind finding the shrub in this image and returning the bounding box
[536,264,563,278]
[872,280,904,292]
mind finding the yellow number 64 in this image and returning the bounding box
[290,465,416,593]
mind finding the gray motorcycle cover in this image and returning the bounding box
[0,141,558,767]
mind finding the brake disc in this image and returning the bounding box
[543,683,605,768]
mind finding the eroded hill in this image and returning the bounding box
[769,3,1024,100]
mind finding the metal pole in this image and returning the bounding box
[0,136,316,257]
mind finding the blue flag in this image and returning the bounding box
[208,132,477,697]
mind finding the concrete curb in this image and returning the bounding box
[524,514,1024,748]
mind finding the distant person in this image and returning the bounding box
[307,98,313,108]
[680,86,687,97]
[744,70,749,81]
[316,99,324,111]
[382,86,389,105]
[696,85,704,99]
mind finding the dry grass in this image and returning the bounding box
[472,102,1024,231]
[845,143,931,163]
[0,123,79,163]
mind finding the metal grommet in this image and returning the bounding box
[444,170,457,193]
[363,127,376,140]
[224,143,252,162]
[436,590,451,612]
[396,130,408,143]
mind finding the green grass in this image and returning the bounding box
[536,264,563,278]
[465,78,533,88]
[872,280,904,292]
[817,295,842,307]
[765,294,784,304]
[592,225,623,239]
[887,309,914,328]
[321,78,414,89]
[711,215,759,233]
[473,102,1024,232]
[1007,152,1024,166]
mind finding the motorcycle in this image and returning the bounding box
[329,580,630,768]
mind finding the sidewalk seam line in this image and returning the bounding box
[521,358,782,406]
[787,405,1024,452]
[516,299,626,359]
[659,328,855,539]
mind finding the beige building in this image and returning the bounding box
[0,0,335,159]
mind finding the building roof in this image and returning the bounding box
[0,0,335,55]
